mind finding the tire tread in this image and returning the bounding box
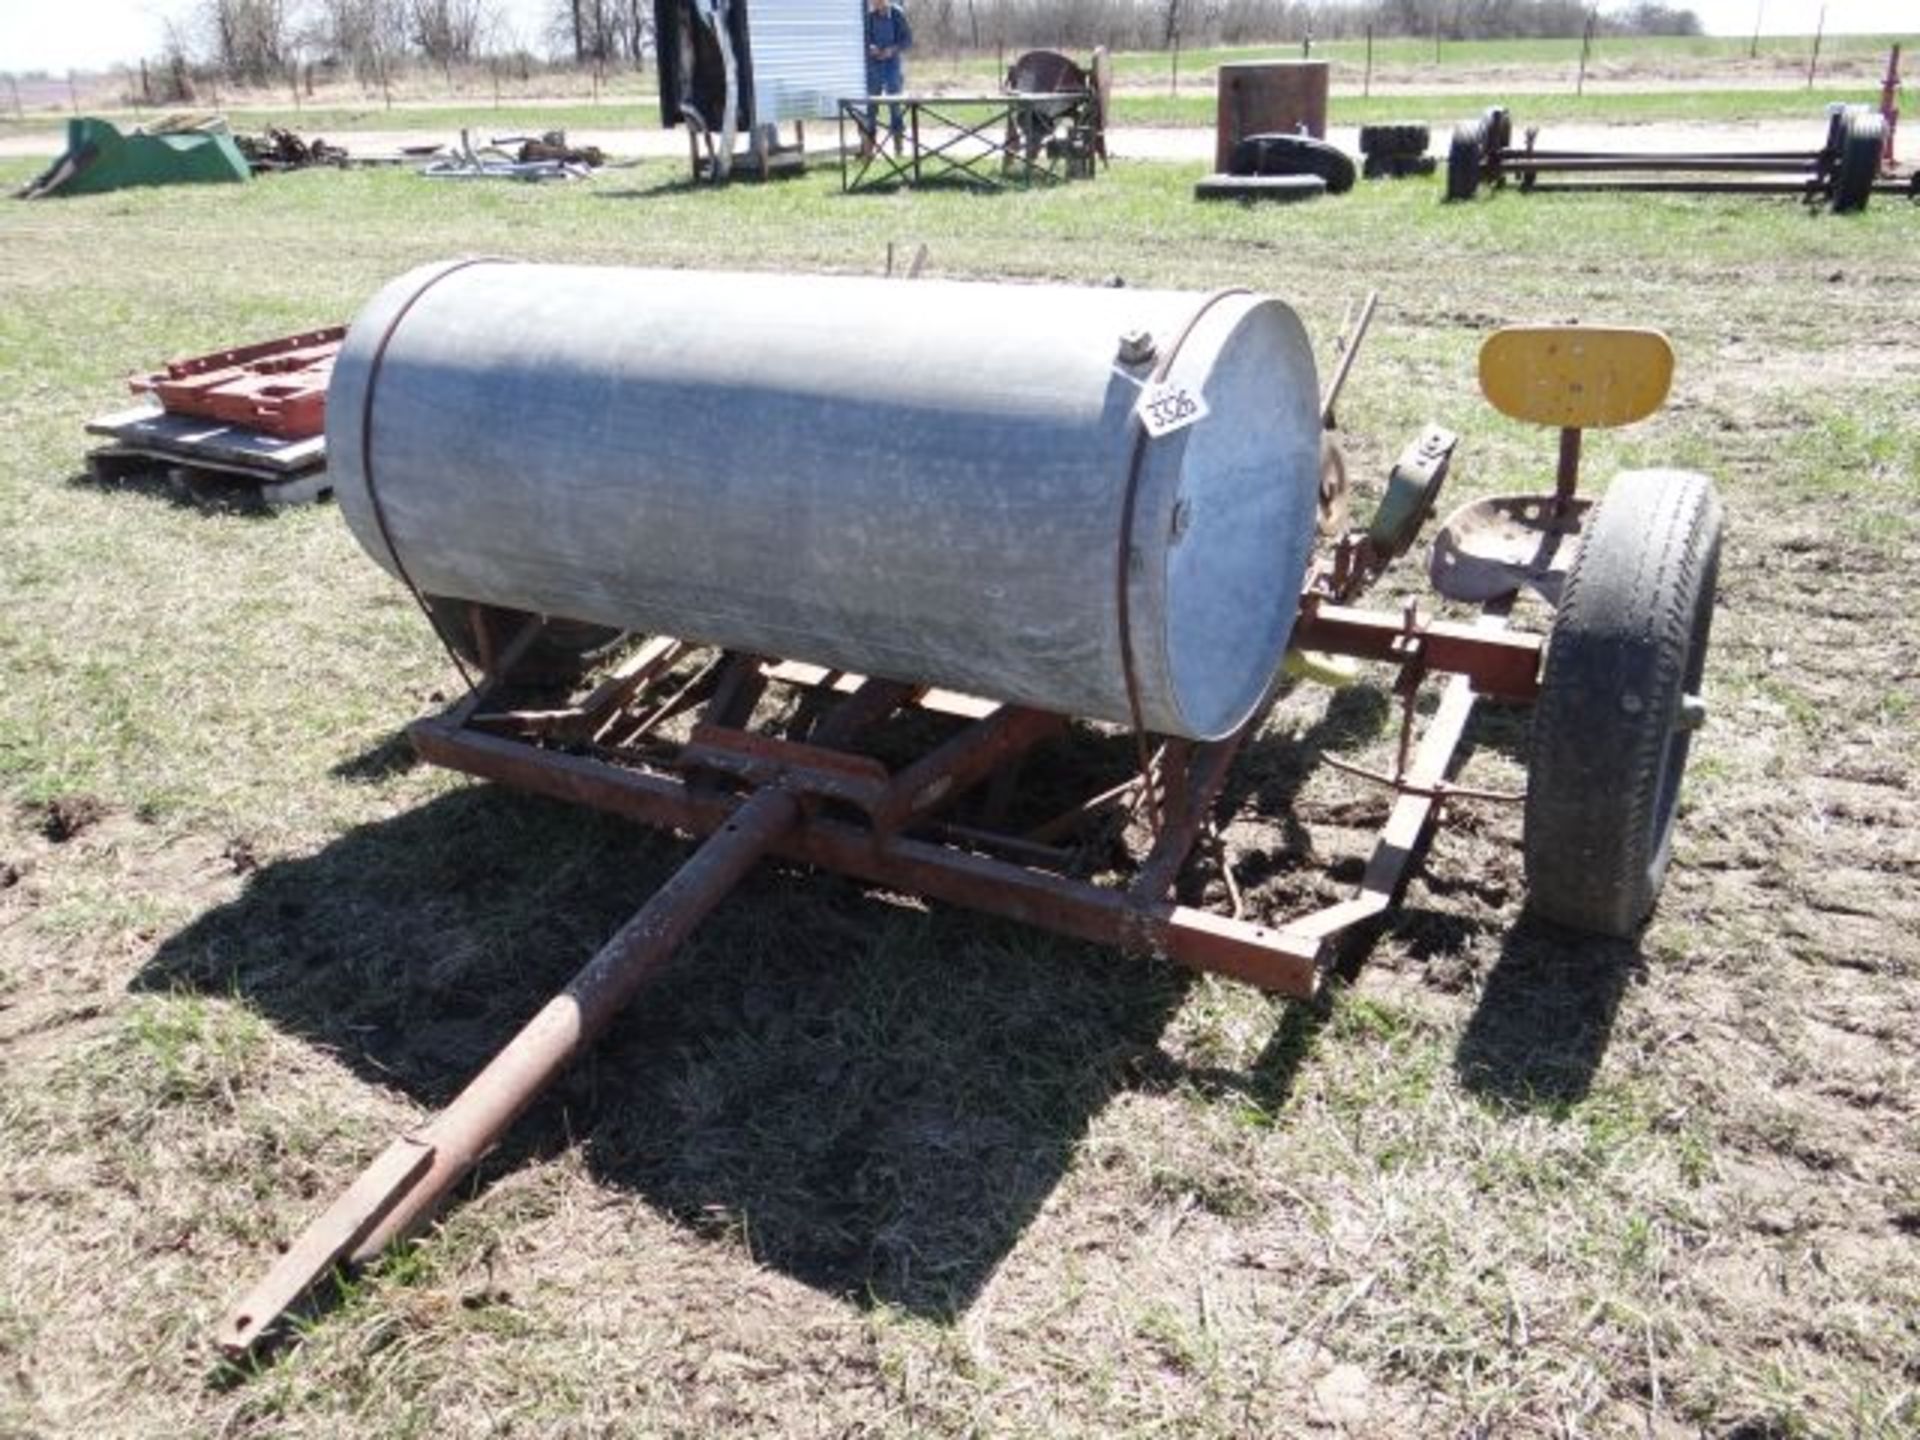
[1523,470,1722,937]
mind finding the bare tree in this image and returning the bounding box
[409,0,497,66]
[199,0,296,85]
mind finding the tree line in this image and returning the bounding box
[921,1,1701,50]
[153,0,1703,92]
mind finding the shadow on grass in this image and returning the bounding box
[65,463,309,519]
[592,165,816,200]
[137,780,1207,1319]
[1454,916,1640,1108]
[328,727,422,783]
[138,675,1562,1326]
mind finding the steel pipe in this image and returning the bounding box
[215,783,801,1357]
[1505,155,1828,174]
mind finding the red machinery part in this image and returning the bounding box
[130,326,345,440]
[1882,44,1902,172]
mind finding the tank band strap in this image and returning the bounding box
[1115,286,1252,838]
[358,255,515,689]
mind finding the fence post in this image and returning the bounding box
[1364,26,1373,99]
[1806,3,1825,89]
[1576,11,1594,97]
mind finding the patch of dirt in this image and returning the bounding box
[35,795,105,844]
[222,837,261,875]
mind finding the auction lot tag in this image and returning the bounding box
[1136,380,1209,438]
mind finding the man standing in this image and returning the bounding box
[864,0,913,156]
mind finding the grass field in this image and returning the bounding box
[1,139,1917,1437]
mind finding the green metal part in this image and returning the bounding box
[19,118,250,199]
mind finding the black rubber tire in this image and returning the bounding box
[1365,153,1437,180]
[1445,118,1486,201]
[1358,123,1431,158]
[423,595,626,681]
[1482,105,1513,154]
[1523,470,1723,939]
[1226,133,1357,194]
[1830,109,1884,213]
[1194,173,1328,203]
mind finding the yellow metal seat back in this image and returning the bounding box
[1479,326,1674,430]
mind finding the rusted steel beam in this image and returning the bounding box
[568,636,685,741]
[1130,735,1242,904]
[214,1135,434,1360]
[1291,603,1542,700]
[875,706,1068,833]
[138,326,346,381]
[1506,154,1822,172]
[1280,645,1490,951]
[681,724,894,812]
[617,652,725,744]
[216,783,802,1358]
[701,652,770,731]
[1025,773,1142,845]
[409,720,1323,995]
[218,680,911,1358]
[1506,148,1815,162]
[1517,179,1823,196]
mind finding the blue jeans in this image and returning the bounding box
[865,57,905,140]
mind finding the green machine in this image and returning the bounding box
[18,117,250,199]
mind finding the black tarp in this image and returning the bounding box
[654,0,757,131]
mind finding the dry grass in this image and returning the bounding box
[0,125,1917,1439]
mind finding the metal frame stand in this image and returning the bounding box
[838,92,1098,192]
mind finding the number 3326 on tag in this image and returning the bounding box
[1136,380,1210,438]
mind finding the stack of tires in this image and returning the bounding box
[1358,124,1434,179]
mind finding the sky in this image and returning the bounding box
[0,0,1911,77]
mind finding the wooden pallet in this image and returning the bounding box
[84,404,329,506]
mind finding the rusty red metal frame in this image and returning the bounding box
[406,598,1539,995]
[1884,44,1904,172]
[213,591,1540,1359]
[130,326,345,440]
[213,293,1538,1358]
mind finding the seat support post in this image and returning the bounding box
[1555,425,1583,511]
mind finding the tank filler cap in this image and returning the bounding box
[1117,329,1157,366]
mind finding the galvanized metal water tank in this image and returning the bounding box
[329,262,1321,740]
